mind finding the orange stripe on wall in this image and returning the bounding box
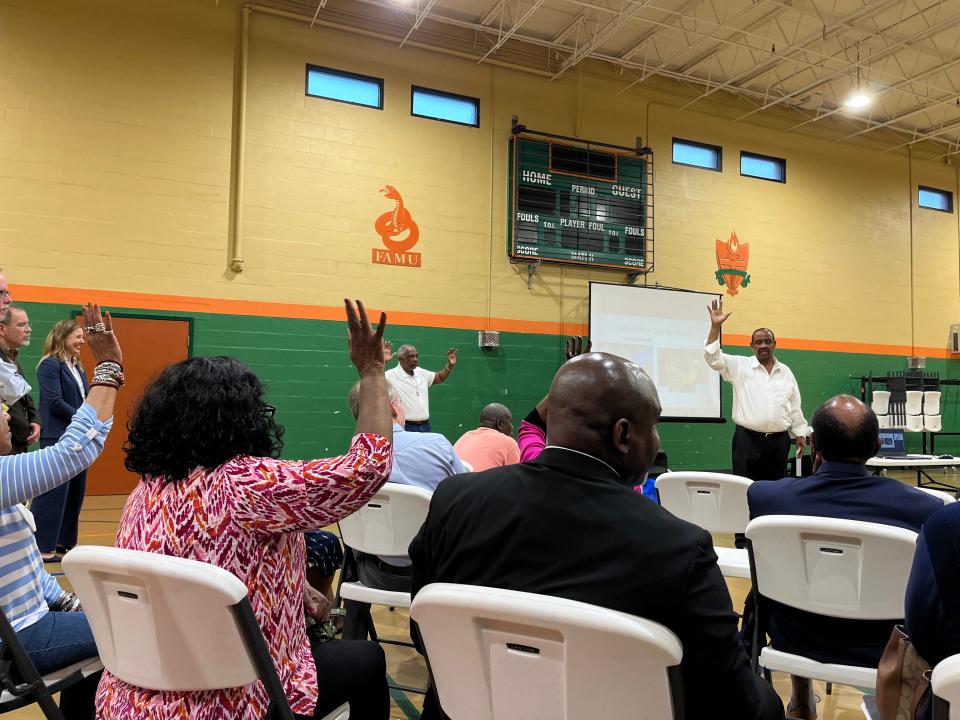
[724,333,949,359]
[12,283,589,336]
[12,284,948,357]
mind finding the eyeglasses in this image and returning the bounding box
[262,404,276,419]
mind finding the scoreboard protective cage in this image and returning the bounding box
[507,130,654,272]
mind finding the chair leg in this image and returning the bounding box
[34,685,66,720]
[342,600,377,642]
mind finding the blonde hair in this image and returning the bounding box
[38,319,84,368]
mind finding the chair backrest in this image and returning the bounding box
[655,471,752,533]
[918,487,956,505]
[745,515,918,620]
[931,653,960,720]
[410,583,683,720]
[338,482,432,556]
[62,546,276,695]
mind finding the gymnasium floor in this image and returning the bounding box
[12,467,957,719]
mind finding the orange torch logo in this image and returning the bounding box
[715,231,751,296]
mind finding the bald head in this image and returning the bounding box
[479,403,513,435]
[548,353,661,483]
[811,394,880,464]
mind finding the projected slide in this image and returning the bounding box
[589,283,722,420]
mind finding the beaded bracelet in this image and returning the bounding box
[91,360,125,389]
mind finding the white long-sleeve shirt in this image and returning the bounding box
[704,339,809,437]
[0,356,29,405]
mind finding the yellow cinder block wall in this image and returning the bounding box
[0,0,958,355]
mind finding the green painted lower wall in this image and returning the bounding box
[14,301,960,471]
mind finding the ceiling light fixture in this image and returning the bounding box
[843,47,872,110]
[844,90,872,109]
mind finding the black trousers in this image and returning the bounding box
[294,635,390,720]
[732,426,792,481]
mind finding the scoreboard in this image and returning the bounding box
[507,134,654,272]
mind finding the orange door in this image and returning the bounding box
[76,315,190,496]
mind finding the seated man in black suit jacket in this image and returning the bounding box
[746,394,943,719]
[410,352,784,720]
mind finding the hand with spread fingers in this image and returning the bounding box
[708,298,732,328]
[344,299,392,441]
[82,303,122,365]
[564,336,592,361]
[382,339,396,363]
[345,299,387,375]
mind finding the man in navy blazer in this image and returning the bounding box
[746,394,942,719]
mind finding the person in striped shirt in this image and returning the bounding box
[0,303,121,720]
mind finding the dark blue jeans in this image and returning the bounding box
[404,420,432,433]
[13,611,100,720]
[32,439,87,553]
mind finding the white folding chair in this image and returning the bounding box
[745,516,918,694]
[918,487,956,505]
[655,471,752,578]
[410,583,683,720]
[0,606,101,719]
[62,546,348,720]
[337,482,432,693]
[931,653,960,720]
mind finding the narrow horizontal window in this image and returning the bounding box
[305,65,383,109]
[918,186,953,213]
[411,86,479,127]
[741,151,785,183]
[672,138,721,171]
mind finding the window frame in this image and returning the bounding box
[918,185,954,213]
[740,150,786,184]
[671,137,722,172]
[304,64,384,110]
[410,85,480,128]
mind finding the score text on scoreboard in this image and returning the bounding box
[507,135,654,272]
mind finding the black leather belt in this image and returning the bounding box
[737,425,789,439]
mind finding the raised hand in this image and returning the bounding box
[708,299,732,327]
[564,336,592,361]
[82,303,122,365]
[345,299,387,374]
[382,340,396,363]
[446,348,458,367]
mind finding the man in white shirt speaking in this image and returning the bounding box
[704,299,808,481]
[384,343,457,433]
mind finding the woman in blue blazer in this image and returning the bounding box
[33,320,89,561]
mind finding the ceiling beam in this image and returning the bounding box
[735,5,960,121]
[399,0,438,48]
[477,0,546,63]
[616,0,777,97]
[790,56,960,136]
[678,0,904,111]
[550,0,659,80]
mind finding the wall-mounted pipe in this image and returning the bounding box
[228,4,251,273]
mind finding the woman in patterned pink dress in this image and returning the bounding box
[96,300,394,720]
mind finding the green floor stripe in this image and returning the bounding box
[387,673,421,720]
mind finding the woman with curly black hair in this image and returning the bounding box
[97,299,395,720]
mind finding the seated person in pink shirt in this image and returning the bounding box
[518,336,591,462]
[453,404,520,471]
